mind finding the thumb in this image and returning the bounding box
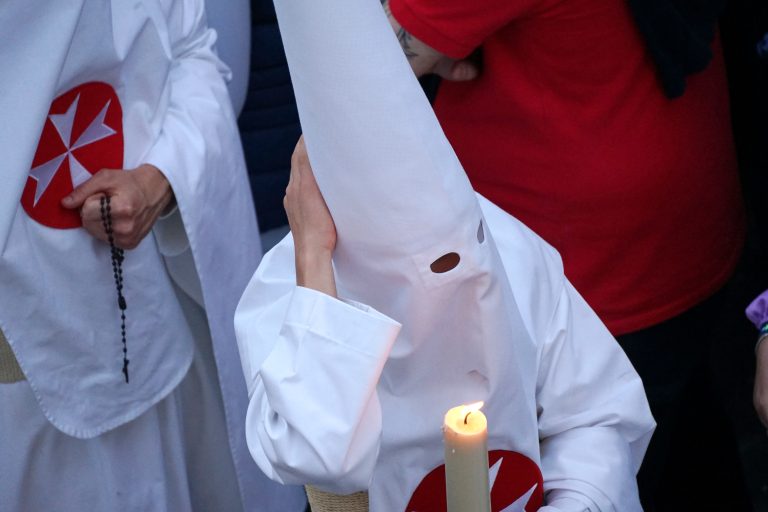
[61,169,118,209]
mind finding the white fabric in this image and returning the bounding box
[204,0,250,115]
[236,0,655,509]
[0,0,195,441]
[0,0,305,510]
[0,3,82,250]
[0,290,240,512]
[546,490,599,511]
[0,378,193,512]
[237,200,654,511]
[155,207,190,258]
[174,282,243,512]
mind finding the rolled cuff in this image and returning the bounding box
[286,286,402,359]
[152,204,190,257]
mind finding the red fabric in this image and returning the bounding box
[406,450,543,511]
[22,82,123,230]
[390,0,745,335]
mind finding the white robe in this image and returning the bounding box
[0,0,305,510]
[236,197,655,512]
[235,0,655,510]
[204,0,251,115]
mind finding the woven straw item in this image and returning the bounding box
[305,486,369,512]
[0,326,25,383]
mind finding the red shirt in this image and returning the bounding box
[390,0,745,335]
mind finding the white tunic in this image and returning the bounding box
[235,0,655,509]
[0,0,305,510]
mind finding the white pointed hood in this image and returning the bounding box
[274,0,501,361]
[274,0,477,253]
[273,0,543,498]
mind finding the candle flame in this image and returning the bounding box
[461,401,484,424]
[464,401,484,412]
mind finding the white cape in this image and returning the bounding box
[0,0,305,510]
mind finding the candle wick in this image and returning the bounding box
[464,411,472,425]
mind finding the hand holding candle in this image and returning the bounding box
[443,402,491,512]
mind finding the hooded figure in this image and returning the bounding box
[0,1,306,510]
[234,0,655,510]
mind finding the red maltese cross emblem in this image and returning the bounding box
[406,450,544,512]
[21,82,123,229]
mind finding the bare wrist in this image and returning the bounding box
[757,333,768,357]
[135,164,173,211]
[296,249,337,297]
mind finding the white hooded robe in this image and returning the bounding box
[0,1,306,510]
[234,0,655,510]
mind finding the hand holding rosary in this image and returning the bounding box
[62,166,174,383]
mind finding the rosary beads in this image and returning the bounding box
[100,195,129,383]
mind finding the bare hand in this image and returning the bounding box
[285,137,337,297]
[383,0,479,81]
[755,338,768,427]
[61,164,173,250]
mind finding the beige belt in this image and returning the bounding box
[305,486,369,512]
[0,327,25,383]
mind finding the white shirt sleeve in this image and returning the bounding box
[153,206,188,257]
[535,280,655,512]
[240,282,401,493]
[143,0,233,179]
[151,206,205,307]
[139,0,250,309]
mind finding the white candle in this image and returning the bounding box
[443,402,491,512]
